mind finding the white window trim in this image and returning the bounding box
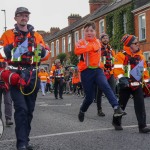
[51,42,54,57]
[143,51,150,61]
[138,13,146,41]
[62,37,65,53]
[68,34,72,52]
[56,39,59,56]
[99,19,105,35]
[81,28,84,39]
[74,31,79,43]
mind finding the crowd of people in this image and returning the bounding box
[0,6,150,150]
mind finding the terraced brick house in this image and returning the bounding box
[41,0,150,69]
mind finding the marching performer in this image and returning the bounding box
[112,34,150,133]
[0,7,50,150]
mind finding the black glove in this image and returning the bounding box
[4,44,13,59]
[118,77,129,89]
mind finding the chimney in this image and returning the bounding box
[89,0,111,14]
[68,14,82,26]
[50,27,60,35]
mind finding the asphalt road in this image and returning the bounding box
[0,92,150,150]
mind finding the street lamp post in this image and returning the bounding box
[1,10,7,31]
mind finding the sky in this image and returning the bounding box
[0,0,89,36]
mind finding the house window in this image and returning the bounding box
[68,34,72,52]
[143,52,149,61]
[51,42,54,57]
[81,28,84,39]
[123,13,127,33]
[56,40,59,56]
[62,37,65,53]
[139,14,146,41]
[99,19,105,35]
[74,31,79,43]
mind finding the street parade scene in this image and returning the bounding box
[0,0,150,150]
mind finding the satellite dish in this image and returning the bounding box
[0,118,4,139]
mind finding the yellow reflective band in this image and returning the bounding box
[114,64,124,69]
[88,66,99,69]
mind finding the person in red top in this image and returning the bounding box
[112,34,150,133]
[74,21,126,122]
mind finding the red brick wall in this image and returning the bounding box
[134,7,150,52]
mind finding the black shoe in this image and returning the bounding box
[97,109,105,117]
[18,146,27,150]
[6,119,13,126]
[139,127,150,133]
[27,144,33,150]
[60,97,63,99]
[78,111,84,122]
[55,97,58,99]
[114,106,126,117]
[112,122,123,130]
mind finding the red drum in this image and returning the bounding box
[143,82,150,97]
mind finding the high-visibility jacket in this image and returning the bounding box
[50,65,64,78]
[0,24,50,67]
[74,38,103,72]
[113,46,149,83]
[72,73,80,84]
[100,43,115,79]
[38,71,49,82]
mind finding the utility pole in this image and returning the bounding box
[1,10,7,31]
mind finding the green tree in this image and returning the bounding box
[70,51,79,66]
[57,53,67,64]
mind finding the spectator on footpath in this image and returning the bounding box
[72,68,80,96]
[38,67,49,96]
[74,21,126,122]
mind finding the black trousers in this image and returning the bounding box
[10,70,40,148]
[54,78,63,98]
[113,85,146,129]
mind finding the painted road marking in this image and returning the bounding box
[39,103,72,107]
[0,124,148,143]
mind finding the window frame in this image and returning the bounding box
[99,19,105,35]
[62,37,65,53]
[56,39,59,56]
[138,13,146,41]
[51,42,54,57]
[68,34,72,52]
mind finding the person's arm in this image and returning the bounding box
[34,32,50,61]
[74,39,92,55]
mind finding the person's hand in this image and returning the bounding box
[119,77,129,89]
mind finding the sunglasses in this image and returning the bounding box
[132,42,138,45]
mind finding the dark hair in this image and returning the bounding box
[84,21,96,30]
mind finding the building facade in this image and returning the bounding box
[43,0,150,68]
